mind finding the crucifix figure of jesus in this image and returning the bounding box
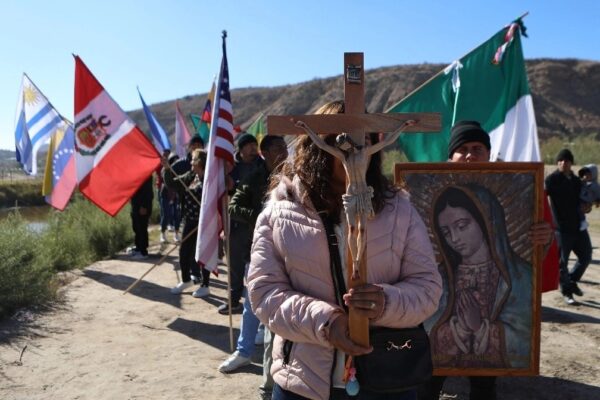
[294,118,416,281]
[267,53,440,346]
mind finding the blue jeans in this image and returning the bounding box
[272,384,417,400]
[160,190,181,232]
[236,288,260,358]
[556,229,592,294]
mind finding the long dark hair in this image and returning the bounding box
[271,100,398,223]
[433,186,491,268]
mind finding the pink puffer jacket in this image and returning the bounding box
[248,176,442,400]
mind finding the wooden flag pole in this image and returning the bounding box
[222,168,235,353]
[123,226,198,295]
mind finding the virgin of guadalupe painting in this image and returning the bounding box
[395,162,543,376]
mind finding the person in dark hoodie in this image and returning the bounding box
[546,149,592,305]
[218,133,264,315]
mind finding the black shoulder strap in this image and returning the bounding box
[320,214,348,312]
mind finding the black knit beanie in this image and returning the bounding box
[556,148,574,163]
[447,120,490,159]
[236,133,258,150]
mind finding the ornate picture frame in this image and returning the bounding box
[395,162,543,376]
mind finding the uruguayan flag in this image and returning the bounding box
[14,74,64,175]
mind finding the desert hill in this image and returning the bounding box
[128,58,600,143]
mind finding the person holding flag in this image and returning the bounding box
[167,148,211,296]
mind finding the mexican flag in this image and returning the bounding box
[389,19,540,162]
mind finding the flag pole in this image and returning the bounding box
[123,226,198,295]
[123,161,204,294]
[222,167,235,352]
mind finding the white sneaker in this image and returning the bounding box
[173,231,181,243]
[160,232,167,243]
[255,326,265,345]
[192,286,210,298]
[218,351,251,373]
[171,281,193,294]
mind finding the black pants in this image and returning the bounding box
[556,229,592,295]
[180,221,209,285]
[418,376,496,400]
[229,222,251,304]
[131,209,150,255]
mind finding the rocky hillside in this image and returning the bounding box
[128,58,600,143]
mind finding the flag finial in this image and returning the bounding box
[222,30,227,39]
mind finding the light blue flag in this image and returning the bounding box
[138,88,171,154]
[14,74,64,175]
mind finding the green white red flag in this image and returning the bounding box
[389,19,540,162]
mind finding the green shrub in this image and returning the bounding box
[39,198,134,271]
[0,212,54,318]
[0,180,47,208]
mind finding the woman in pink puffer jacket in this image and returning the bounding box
[248,101,442,400]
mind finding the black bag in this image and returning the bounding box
[354,325,432,393]
[319,214,433,394]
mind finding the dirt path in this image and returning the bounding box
[1,225,600,400]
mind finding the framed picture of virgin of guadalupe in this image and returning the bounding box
[394,162,544,376]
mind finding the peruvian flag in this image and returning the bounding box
[74,56,160,216]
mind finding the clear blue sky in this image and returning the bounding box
[1,0,599,150]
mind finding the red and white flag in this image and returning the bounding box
[174,101,192,159]
[196,32,236,272]
[74,56,160,216]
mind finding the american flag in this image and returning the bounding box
[196,31,236,272]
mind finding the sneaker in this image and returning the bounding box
[190,275,200,284]
[563,294,577,305]
[160,232,167,243]
[132,252,149,260]
[217,302,243,315]
[171,281,194,294]
[218,351,251,373]
[126,247,139,255]
[572,283,584,297]
[192,286,210,298]
[173,231,181,243]
[255,326,265,346]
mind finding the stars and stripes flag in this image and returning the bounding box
[14,74,65,175]
[196,31,236,272]
[74,55,160,216]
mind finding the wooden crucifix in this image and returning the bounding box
[267,53,440,346]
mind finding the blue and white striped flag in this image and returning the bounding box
[14,74,64,175]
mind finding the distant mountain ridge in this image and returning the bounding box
[128,58,600,146]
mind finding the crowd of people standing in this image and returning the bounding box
[124,102,596,400]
